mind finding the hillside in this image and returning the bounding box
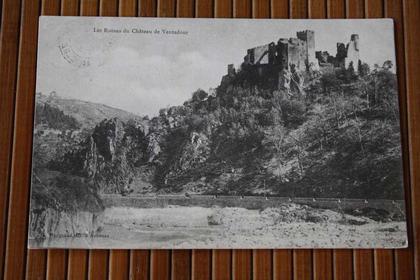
[36,92,144,129]
[39,60,404,200]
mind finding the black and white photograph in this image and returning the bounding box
[29,17,407,249]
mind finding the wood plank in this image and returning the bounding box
[100,0,118,16]
[80,0,99,15]
[403,0,420,276]
[130,250,150,280]
[252,0,270,18]
[109,250,129,280]
[374,249,394,280]
[333,250,353,280]
[172,250,191,280]
[293,250,312,280]
[158,0,176,17]
[290,0,307,18]
[233,0,251,18]
[313,250,332,280]
[253,250,272,280]
[2,0,41,279]
[365,0,383,18]
[353,250,374,280]
[212,250,231,280]
[119,0,137,16]
[46,250,68,280]
[196,0,214,17]
[26,250,47,280]
[61,0,80,14]
[345,0,363,18]
[177,0,194,17]
[232,250,251,280]
[270,0,288,18]
[309,0,326,18]
[124,0,140,17]
[385,1,415,279]
[67,250,88,280]
[215,0,232,17]
[327,0,344,18]
[191,250,211,280]
[151,250,171,280]
[88,250,109,280]
[139,0,157,16]
[273,250,292,280]
[24,1,59,279]
[0,0,21,277]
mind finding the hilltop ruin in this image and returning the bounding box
[222,30,361,92]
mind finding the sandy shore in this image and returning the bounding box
[30,204,407,249]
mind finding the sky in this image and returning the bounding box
[37,17,396,117]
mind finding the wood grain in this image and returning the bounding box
[403,0,420,276]
[313,250,332,280]
[151,250,171,279]
[192,250,211,280]
[354,250,374,280]
[293,250,312,280]
[130,250,150,279]
[26,250,47,280]
[47,250,68,280]
[3,0,40,279]
[215,0,232,17]
[253,250,272,280]
[212,250,232,279]
[388,1,415,279]
[0,0,21,278]
[172,250,191,280]
[67,250,88,280]
[232,250,251,280]
[177,0,194,17]
[273,250,292,280]
[88,250,109,280]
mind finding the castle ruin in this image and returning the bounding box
[222,30,361,91]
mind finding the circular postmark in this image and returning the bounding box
[57,23,116,69]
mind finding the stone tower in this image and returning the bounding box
[297,30,318,70]
[345,34,360,73]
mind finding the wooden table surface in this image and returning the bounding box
[0,0,419,279]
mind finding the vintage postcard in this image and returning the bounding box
[29,16,407,248]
